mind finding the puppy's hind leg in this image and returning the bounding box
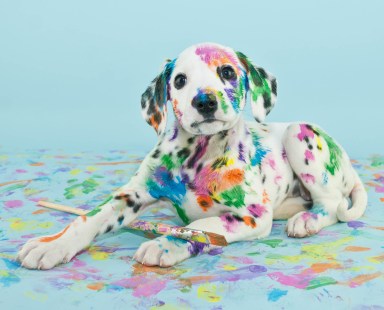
[283,123,353,238]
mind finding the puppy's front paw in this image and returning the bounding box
[133,236,195,267]
[286,211,321,238]
[17,237,77,270]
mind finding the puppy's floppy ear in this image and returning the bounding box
[141,59,175,135]
[236,51,277,122]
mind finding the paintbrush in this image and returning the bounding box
[37,200,228,246]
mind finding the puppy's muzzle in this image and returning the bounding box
[192,92,218,118]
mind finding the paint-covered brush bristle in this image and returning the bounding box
[206,232,228,246]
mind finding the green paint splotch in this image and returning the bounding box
[64,178,100,199]
[306,276,337,290]
[258,239,283,248]
[316,127,343,175]
[220,185,245,208]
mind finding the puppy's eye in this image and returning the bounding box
[221,66,236,80]
[174,74,187,89]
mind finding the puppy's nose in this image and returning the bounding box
[192,93,218,117]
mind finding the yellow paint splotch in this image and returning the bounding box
[266,237,354,265]
[368,254,384,264]
[197,283,225,303]
[86,166,98,172]
[88,246,110,260]
[8,218,53,232]
[70,169,82,176]
[222,264,237,271]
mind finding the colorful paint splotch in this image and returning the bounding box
[0,149,383,309]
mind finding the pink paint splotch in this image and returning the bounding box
[300,173,315,184]
[220,213,241,233]
[4,200,23,209]
[305,150,315,162]
[112,276,167,297]
[268,272,312,289]
[195,45,238,67]
[297,124,314,141]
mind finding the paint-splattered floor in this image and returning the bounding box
[0,150,383,309]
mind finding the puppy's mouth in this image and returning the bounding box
[191,119,222,128]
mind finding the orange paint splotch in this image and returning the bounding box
[344,246,370,252]
[216,168,244,192]
[30,162,44,166]
[372,226,384,231]
[87,282,105,291]
[39,225,70,242]
[222,169,244,185]
[380,197,384,202]
[310,262,342,273]
[243,216,257,228]
[262,190,270,204]
[197,195,213,212]
[348,272,382,287]
[32,209,49,215]
[81,215,87,222]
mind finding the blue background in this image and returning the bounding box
[1,0,383,157]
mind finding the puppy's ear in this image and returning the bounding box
[141,59,175,135]
[236,51,277,122]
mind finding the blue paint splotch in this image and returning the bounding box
[250,130,269,166]
[2,258,21,270]
[147,167,186,204]
[268,288,288,302]
[0,270,20,287]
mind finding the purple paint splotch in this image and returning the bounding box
[188,241,209,256]
[247,204,267,218]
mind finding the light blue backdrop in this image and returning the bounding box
[1,0,383,157]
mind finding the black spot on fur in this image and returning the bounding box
[304,136,309,144]
[305,159,309,165]
[263,92,271,109]
[285,184,290,194]
[125,195,135,207]
[135,192,140,199]
[152,149,160,158]
[118,215,125,225]
[308,144,313,150]
[271,78,277,95]
[177,148,191,159]
[257,67,268,79]
[187,137,195,144]
[105,225,113,233]
[196,163,203,173]
[262,175,266,184]
[212,157,228,170]
[233,214,244,222]
[133,203,142,213]
[305,124,313,131]
[219,130,228,139]
[304,202,313,210]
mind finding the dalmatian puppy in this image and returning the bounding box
[18,43,367,269]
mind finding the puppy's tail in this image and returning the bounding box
[337,170,368,222]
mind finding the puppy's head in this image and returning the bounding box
[141,43,277,136]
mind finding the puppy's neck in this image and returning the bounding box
[173,118,250,156]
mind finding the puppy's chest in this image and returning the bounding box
[146,134,291,212]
